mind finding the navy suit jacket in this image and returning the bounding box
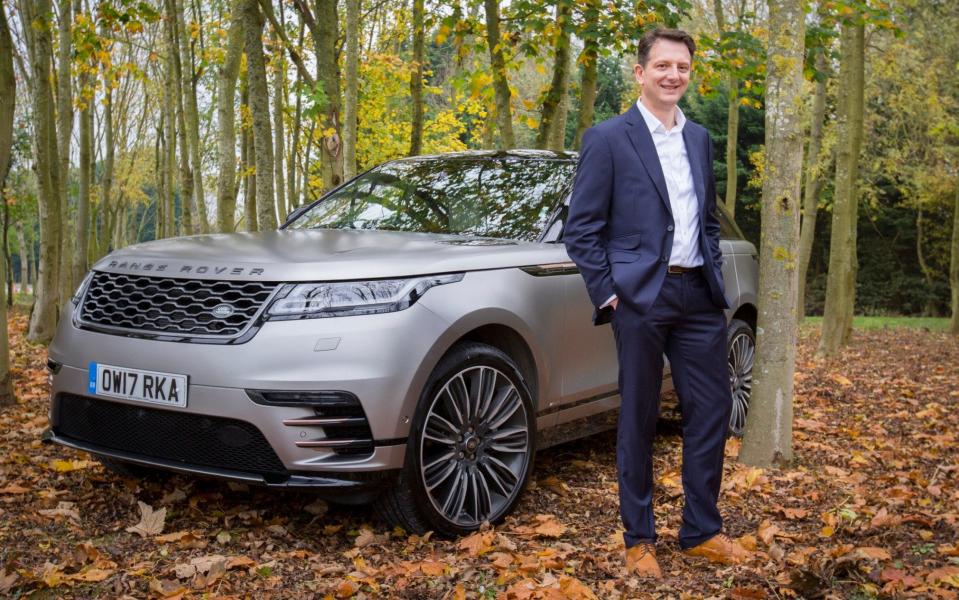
[565,103,729,324]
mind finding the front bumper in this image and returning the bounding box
[47,301,452,478]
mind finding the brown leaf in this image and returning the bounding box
[193,558,226,588]
[39,501,81,524]
[225,556,255,570]
[488,552,514,569]
[849,547,892,561]
[730,587,767,600]
[532,514,567,538]
[758,519,780,546]
[68,567,114,583]
[304,499,329,517]
[459,530,495,556]
[418,560,445,576]
[354,528,385,548]
[335,579,359,598]
[125,501,166,538]
[149,578,189,598]
[0,570,18,594]
[539,475,570,495]
[926,566,959,586]
[558,575,598,599]
[0,484,30,495]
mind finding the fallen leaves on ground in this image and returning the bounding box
[0,308,957,598]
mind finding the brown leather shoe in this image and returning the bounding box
[684,533,749,565]
[625,542,662,579]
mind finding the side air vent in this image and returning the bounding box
[247,390,374,457]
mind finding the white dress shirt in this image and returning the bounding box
[601,100,703,308]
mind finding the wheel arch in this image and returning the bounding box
[731,302,757,331]
[398,309,545,441]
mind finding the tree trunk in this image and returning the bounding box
[244,0,277,230]
[22,0,62,344]
[536,1,571,151]
[240,77,257,232]
[573,36,598,150]
[273,28,288,221]
[175,0,209,233]
[483,0,515,148]
[155,114,165,239]
[916,207,937,316]
[796,49,828,323]
[407,0,423,158]
[165,0,194,237]
[289,23,303,210]
[312,0,343,190]
[163,60,177,238]
[722,74,740,218]
[950,181,958,334]
[97,84,115,256]
[0,2,15,404]
[819,20,865,356]
[739,0,805,468]
[216,1,243,233]
[75,75,92,284]
[16,224,27,294]
[56,0,73,310]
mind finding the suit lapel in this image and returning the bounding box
[682,126,706,210]
[624,104,672,217]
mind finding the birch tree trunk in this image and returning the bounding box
[97,85,115,256]
[796,49,828,322]
[244,0,277,230]
[536,0,571,151]
[0,2,15,405]
[819,20,865,355]
[950,182,958,334]
[407,0,423,158]
[484,0,515,148]
[22,0,62,344]
[216,1,243,233]
[240,77,258,232]
[739,0,806,468]
[175,0,209,233]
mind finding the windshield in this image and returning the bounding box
[286,157,576,241]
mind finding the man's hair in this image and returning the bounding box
[636,28,696,66]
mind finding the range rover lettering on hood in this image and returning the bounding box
[105,260,265,276]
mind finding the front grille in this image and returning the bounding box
[54,394,287,476]
[79,272,277,338]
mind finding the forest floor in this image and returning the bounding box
[0,307,957,599]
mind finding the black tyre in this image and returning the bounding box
[375,342,536,536]
[726,318,755,437]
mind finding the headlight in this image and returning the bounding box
[266,273,464,319]
[71,271,95,306]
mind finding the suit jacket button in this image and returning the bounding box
[661,256,668,263]
[667,225,674,232]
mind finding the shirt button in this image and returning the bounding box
[667,225,674,232]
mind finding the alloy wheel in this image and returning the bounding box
[419,365,530,528]
[727,330,754,436]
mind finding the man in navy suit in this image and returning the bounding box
[564,28,749,578]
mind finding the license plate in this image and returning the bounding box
[88,362,188,408]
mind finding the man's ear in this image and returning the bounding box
[633,63,645,87]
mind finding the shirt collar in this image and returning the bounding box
[635,98,686,134]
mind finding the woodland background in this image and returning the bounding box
[0,0,956,349]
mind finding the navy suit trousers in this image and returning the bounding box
[611,269,732,550]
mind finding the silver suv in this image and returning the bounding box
[46,151,757,536]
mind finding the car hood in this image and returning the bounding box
[92,229,568,282]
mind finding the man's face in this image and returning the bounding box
[634,39,692,110]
